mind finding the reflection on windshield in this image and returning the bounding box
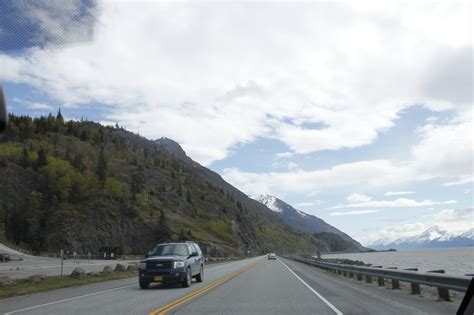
[151,244,188,257]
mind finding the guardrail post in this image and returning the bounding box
[404,268,421,294]
[60,249,64,278]
[387,267,400,289]
[428,270,450,301]
[290,257,471,298]
[373,266,385,286]
[366,274,372,283]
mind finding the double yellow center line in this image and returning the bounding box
[149,260,259,315]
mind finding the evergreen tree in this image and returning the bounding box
[72,154,85,172]
[65,146,70,162]
[96,146,107,183]
[131,171,145,196]
[157,209,171,241]
[35,147,48,170]
[56,108,64,124]
[186,189,192,204]
[19,147,30,169]
[177,181,183,197]
[80,129,89,141]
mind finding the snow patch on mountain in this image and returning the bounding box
[256,194,367,251]
[257,194,282,213]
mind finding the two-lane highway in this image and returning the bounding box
[168,257,459,315]
[0,257,263,315]
[0,256,460,314]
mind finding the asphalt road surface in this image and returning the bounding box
[0,256,460,315]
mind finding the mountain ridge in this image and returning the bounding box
[257,194,368,252]
[0,114,323,257]
[368,225,474,250]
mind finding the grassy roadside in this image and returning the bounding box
[0,270,138,300]
[0,257,246,299]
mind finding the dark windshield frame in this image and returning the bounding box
[150,244,189,257]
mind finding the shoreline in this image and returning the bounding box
[320,247,474,277]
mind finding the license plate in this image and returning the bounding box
[154,275,163,281]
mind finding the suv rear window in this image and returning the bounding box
[151,244,189,256]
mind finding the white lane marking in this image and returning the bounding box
[279,259,343,315]
[4,259,256,314]
[4,284,137,314]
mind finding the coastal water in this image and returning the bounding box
[322,247,474,276]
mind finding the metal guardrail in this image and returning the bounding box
[292,257,472,301]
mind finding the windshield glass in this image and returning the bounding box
[151,244,188,257]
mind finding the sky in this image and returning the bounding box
[0,1,472,246]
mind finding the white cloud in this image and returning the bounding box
[331,198,457,209]
[0,2,471,165]
[384,191,415,196]
[359,207,474,246]
[27,102,54,110]
[433,208,473,223]
[330,210,380,216]
[275,152,294,158]
[442,176,473,187]
[222,107,473,195]
[410,109,473,181]
[287,162,299,170]
[222,159,409,197]
[295,200,322,207]
[347,193,372,203]
[14,98,55,111]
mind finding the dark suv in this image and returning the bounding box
[138,242,204,289]
[0,253,11,262]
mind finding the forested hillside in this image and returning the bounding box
[0,112,324,256]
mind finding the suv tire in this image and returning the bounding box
[182,268,192,287]
[139,280,149,289]
[196,265,203,282]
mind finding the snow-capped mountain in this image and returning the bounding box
[258,194,283,213]
[368,225,474,250]
[257,194,368,252]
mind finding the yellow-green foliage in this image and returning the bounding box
[256,227,318,254]
[0,144,22,157]
[40,157,77,200]
[104,177,124,200]
[205,220,235,244]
